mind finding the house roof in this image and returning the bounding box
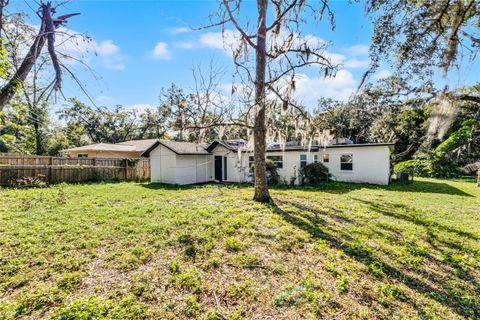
[64,139,160,155]
[75,138,394,157]
[265,142,395,152]
[63,143,136,153]
[142,140,211,156]
[206,140,242,152]
[324,142,395,149]
[266,145,320,152]
[117,139,159,151]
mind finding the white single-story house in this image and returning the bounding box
[142,139,394,185]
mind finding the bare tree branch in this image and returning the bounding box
[0,1,79,110]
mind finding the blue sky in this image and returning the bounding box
[9,0,480,111]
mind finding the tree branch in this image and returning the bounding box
[266,0,298,33]
[222,0,258,49]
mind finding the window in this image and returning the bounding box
[323,153,329,163]
[300,154,307,168]
[314,155,318,163]
[248,156,254,168]
[266,155,283,168]
[77,154,88,158]
[340,154,353,171]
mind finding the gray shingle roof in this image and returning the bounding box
[265,142,395,152]
[63,143,136,152]
[117,139,159,151]
[156,140,211,155]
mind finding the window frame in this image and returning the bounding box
[300,154,307,168]
[340,153,353,171]
[248,156,254,168]
[322,153,329,163]
[266,155,283,169]
[77,154,88,158]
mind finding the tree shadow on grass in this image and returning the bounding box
[284,180,474,197]
[351,198,479,242]
[272,198,480,319]
[141,182,250,191]
[387,180,474,197]
[141,179,474,197]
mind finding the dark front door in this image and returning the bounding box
[214,156,223,181]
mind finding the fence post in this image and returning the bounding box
[48,156,53,184]
[92,158,97,181]
[124,159,128,180]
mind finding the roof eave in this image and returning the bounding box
[207,140,236,152]
[140,140,161,157]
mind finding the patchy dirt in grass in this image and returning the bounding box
[0,179,479,319]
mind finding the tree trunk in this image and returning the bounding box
[0,1,6,38]
[33,120,43,155]
[0,0,10,39]
[0,4,48,110]
[253,0,271,203]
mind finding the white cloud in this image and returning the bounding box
[290,69,357,105]
[196,30,366,71]
[199,31,226,49]
[96,40,120,55]
[97,41,125,70]
[151,42,171,60]
[325,52,347,66]
[344,44,369,56]
[167,27,190,34]
[173,41,194,49]
[373,69,393,80]
[127,104,154,115]
[55,28,125,70]
[96,95,114,105]
[317,53,369,70]
[302,34,326,48]
[199,30,239,54]
[344,58,370,69]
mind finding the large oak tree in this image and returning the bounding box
[365,0,480,105]
[204,0,337,202]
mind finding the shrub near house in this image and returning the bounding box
[250,159,281,185]
[394,158,459,178]
[300,162,330,185]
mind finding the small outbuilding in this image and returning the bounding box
[143,140,213,185]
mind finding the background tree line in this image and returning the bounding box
[1,0,479,190]
[1,74,479,177]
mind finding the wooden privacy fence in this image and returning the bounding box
[0,153,150,186]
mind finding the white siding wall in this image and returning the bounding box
[150,145,176,184]
[265,152,301,184]
[196,155,214,183]
[150,144,214,185]
[319,146,391,185]
[211,146,249,182]
[175,155,199,185]
[253,146,390,185]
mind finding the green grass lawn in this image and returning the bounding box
[0,178,479,319]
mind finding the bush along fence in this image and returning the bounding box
[0,153,150,186]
